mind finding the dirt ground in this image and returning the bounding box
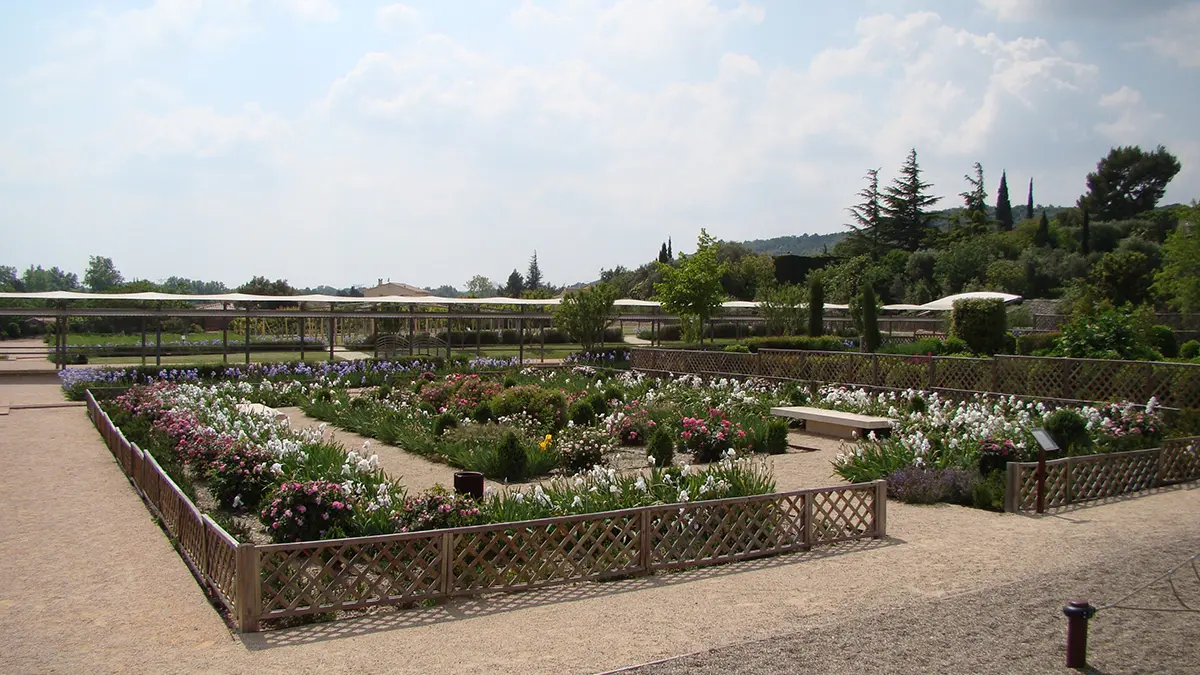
[2,380,1199,674]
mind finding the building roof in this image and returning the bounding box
[363,281,430,298]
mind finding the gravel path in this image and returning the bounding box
[3,381,1198,674]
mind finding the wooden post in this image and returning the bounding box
[235,543,260,633]
[441,532,454,596]
[802,493,813,549]
[927,355,936,391]
[639,509,652,574]
[140,316,147,366]
[244,305,251,365]
[476,314,481,357]
[1064,458,1074,506]
[155,302,163,367]
[540,323,545,363]
[1004,462,1020,513]
[328,304,335,362]
[873,480,887,538]
[222,302,229,364]
[408,307,415,356]
[1036,449,1047,514]
[871,354,880,387]
[518,317,525,365]
[446,315,452,362]
[299,302,306,361]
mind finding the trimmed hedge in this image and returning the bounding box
[434,328,622,346]
[744,336,850,352]
[950,298,1007,355]
[1015,331,1061,356]
[636,323,768,342]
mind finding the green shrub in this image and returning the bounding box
[646,426,675,468]
[1148,325,1177,358]
[496,430,529,482]
[723,343,750,353]
[502,376,518,388]
[584,391,609,416]
[1044,408,1092,455]
[860,284,880,353]
[433,412,458,437]
[971,472,1006,511]
[941,336,970,355]
[1181,340,1200,360]
[602,385,623,406]
[808,272,825,337]
[950,298,1007,355]
[471,401,493,424]
[907,394,927,415]
[744,335,847,352]
[491,385,567,432]
[765,418,789,455]
[1016,331,1061,355]
[568,399,596,426]
[4,323,18,339]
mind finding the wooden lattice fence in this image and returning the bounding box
[86,390,886,634]
[631,348,1200,410]
[1004,437,1200,512]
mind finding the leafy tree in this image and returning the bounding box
[654,229,727,343]
[859,283,880,353]
[1080,208,1091,256]
[1153,203,1200,312]
[505,270,525,298]
[1079,145,1182,221]
[160,276,228,294]
[716,243,774,301]
[995,171,1014,231]
[425,285,460,298]
[844,168,884,259]
[1090,250,1156,306]
[526,252,542,291]
[21,265,79,291]
[83,256,124,292]
[903,251,939,305]
[465,275,497,298]
[935,238,994,295]
[237,276,294,296]
[759,283,805,336]
[807,272,825,337]
[0,266,19,291]
[554,283,618,351]
[882,149,941,251]
[1034,211,1051,247]
[985,259,1027,296]
[1026,178,1034,221]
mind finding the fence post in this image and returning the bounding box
[1004,462,1019,513]
[927,356,936,391]
[639,509,652,574]
[1064,458,1075,506]
[235,543,260,633]
[991,358,1000,394]
[873,481,887,538]
[802,493,813,549]
[871,354,880,388]
[441,532,454,596]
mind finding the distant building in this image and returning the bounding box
[363,279,431,298]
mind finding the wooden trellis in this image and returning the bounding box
[86,390,886,635]
[1005,437,1200,512]
[631,348,1200,410]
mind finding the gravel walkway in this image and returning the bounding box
[3,381,1198,674]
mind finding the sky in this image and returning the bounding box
[2,0,1199,290]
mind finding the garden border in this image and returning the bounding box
[1004,438,1200,513]
[630,348,1200,411]
[85,389,887,634]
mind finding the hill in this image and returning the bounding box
[740,232,846,256]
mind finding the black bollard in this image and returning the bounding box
[1063,600,1097,668]
[454,471,485,499]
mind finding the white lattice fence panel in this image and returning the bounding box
[259,534,444,617]
[450,515,641,594]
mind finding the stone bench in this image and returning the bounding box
[770,406,893,440]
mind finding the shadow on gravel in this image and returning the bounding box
[1019,480,1199,520]
[238,536,902,651]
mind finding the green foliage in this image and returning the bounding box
[971,472,1006,512]
[1053,308,1160,361]
[1148,325,1177,358]
[985,259,1026,295]
[860,283,880,352]
[84,256,124,292]
[1181,340,1200,360]
[505,269,524,298]
[744,335,847,352]
[1034,211,1051,247]
[568,399,596,426]
[1044,408,1092,455]
[4,322,18,339]
[758,282,806,336]
[496,430,530,482]
[1153,204,1200,312]
[764,418,789,455]
[844,168,885,259]
[808,272,825,336]
[1016,331,1061,356]
[491,385,567,432]
[935,237,995,295]
[646,426,675,468]
[553,282,618,351]
[949,298,1006,355]
[723,343,750,353]
[655,229,728,342]
[1079,145,1182,221]
[526,251,542,291]
[881,149,942,251]
[433,412,458,437]
[995,171,1014,231]
[471,401,493,423]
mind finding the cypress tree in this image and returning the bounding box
[807,273,824,337]
[1026,178,1034,220]
[1034,211,1050,247]
[658,243,669,264]
[1081,208,1091,255]
[995,171,1014,231]
[861,283,880,353]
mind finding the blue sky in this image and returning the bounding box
[2,0,1199,289]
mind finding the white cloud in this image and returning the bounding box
[1143,3,1200,67]
[978,0,1189,22]
[275,0,340,22]
[1096,86,1164,142]
[377,3,421,31]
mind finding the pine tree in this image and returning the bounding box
[995,171,1014,231]
[526,252,542,291]
[845,168,884,259]
[505,270,525,298]
[1026,178,1034,221]
[1034,211,1050,247]
[958,162,988,236]
[882,149,941,251]
[1081,208,1091,256]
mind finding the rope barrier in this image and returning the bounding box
[1099,551,1200,614]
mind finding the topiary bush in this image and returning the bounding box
[471,401,493,424]
[950,298,1007,355]
[646,426,675,468]
[4,322,18,339]
[1181,340,1200,360]
[433,412,458,437]
[1044,408,1092,455]
[568,399,596,426]
[496,430,529,482]
[941,336,970,355]
[1148,325,1177,358]
[491,385,567,432]
[1016,331,1062,355]
[744,335,847,352]
[764,418,789,455]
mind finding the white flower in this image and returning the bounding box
[270,462,283,475]
[678,490,690,503]
[232,495,243,508]
[647,455,656,466]
[635,476,647,492]
[609,484,618,494]
[571,495,583,508]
